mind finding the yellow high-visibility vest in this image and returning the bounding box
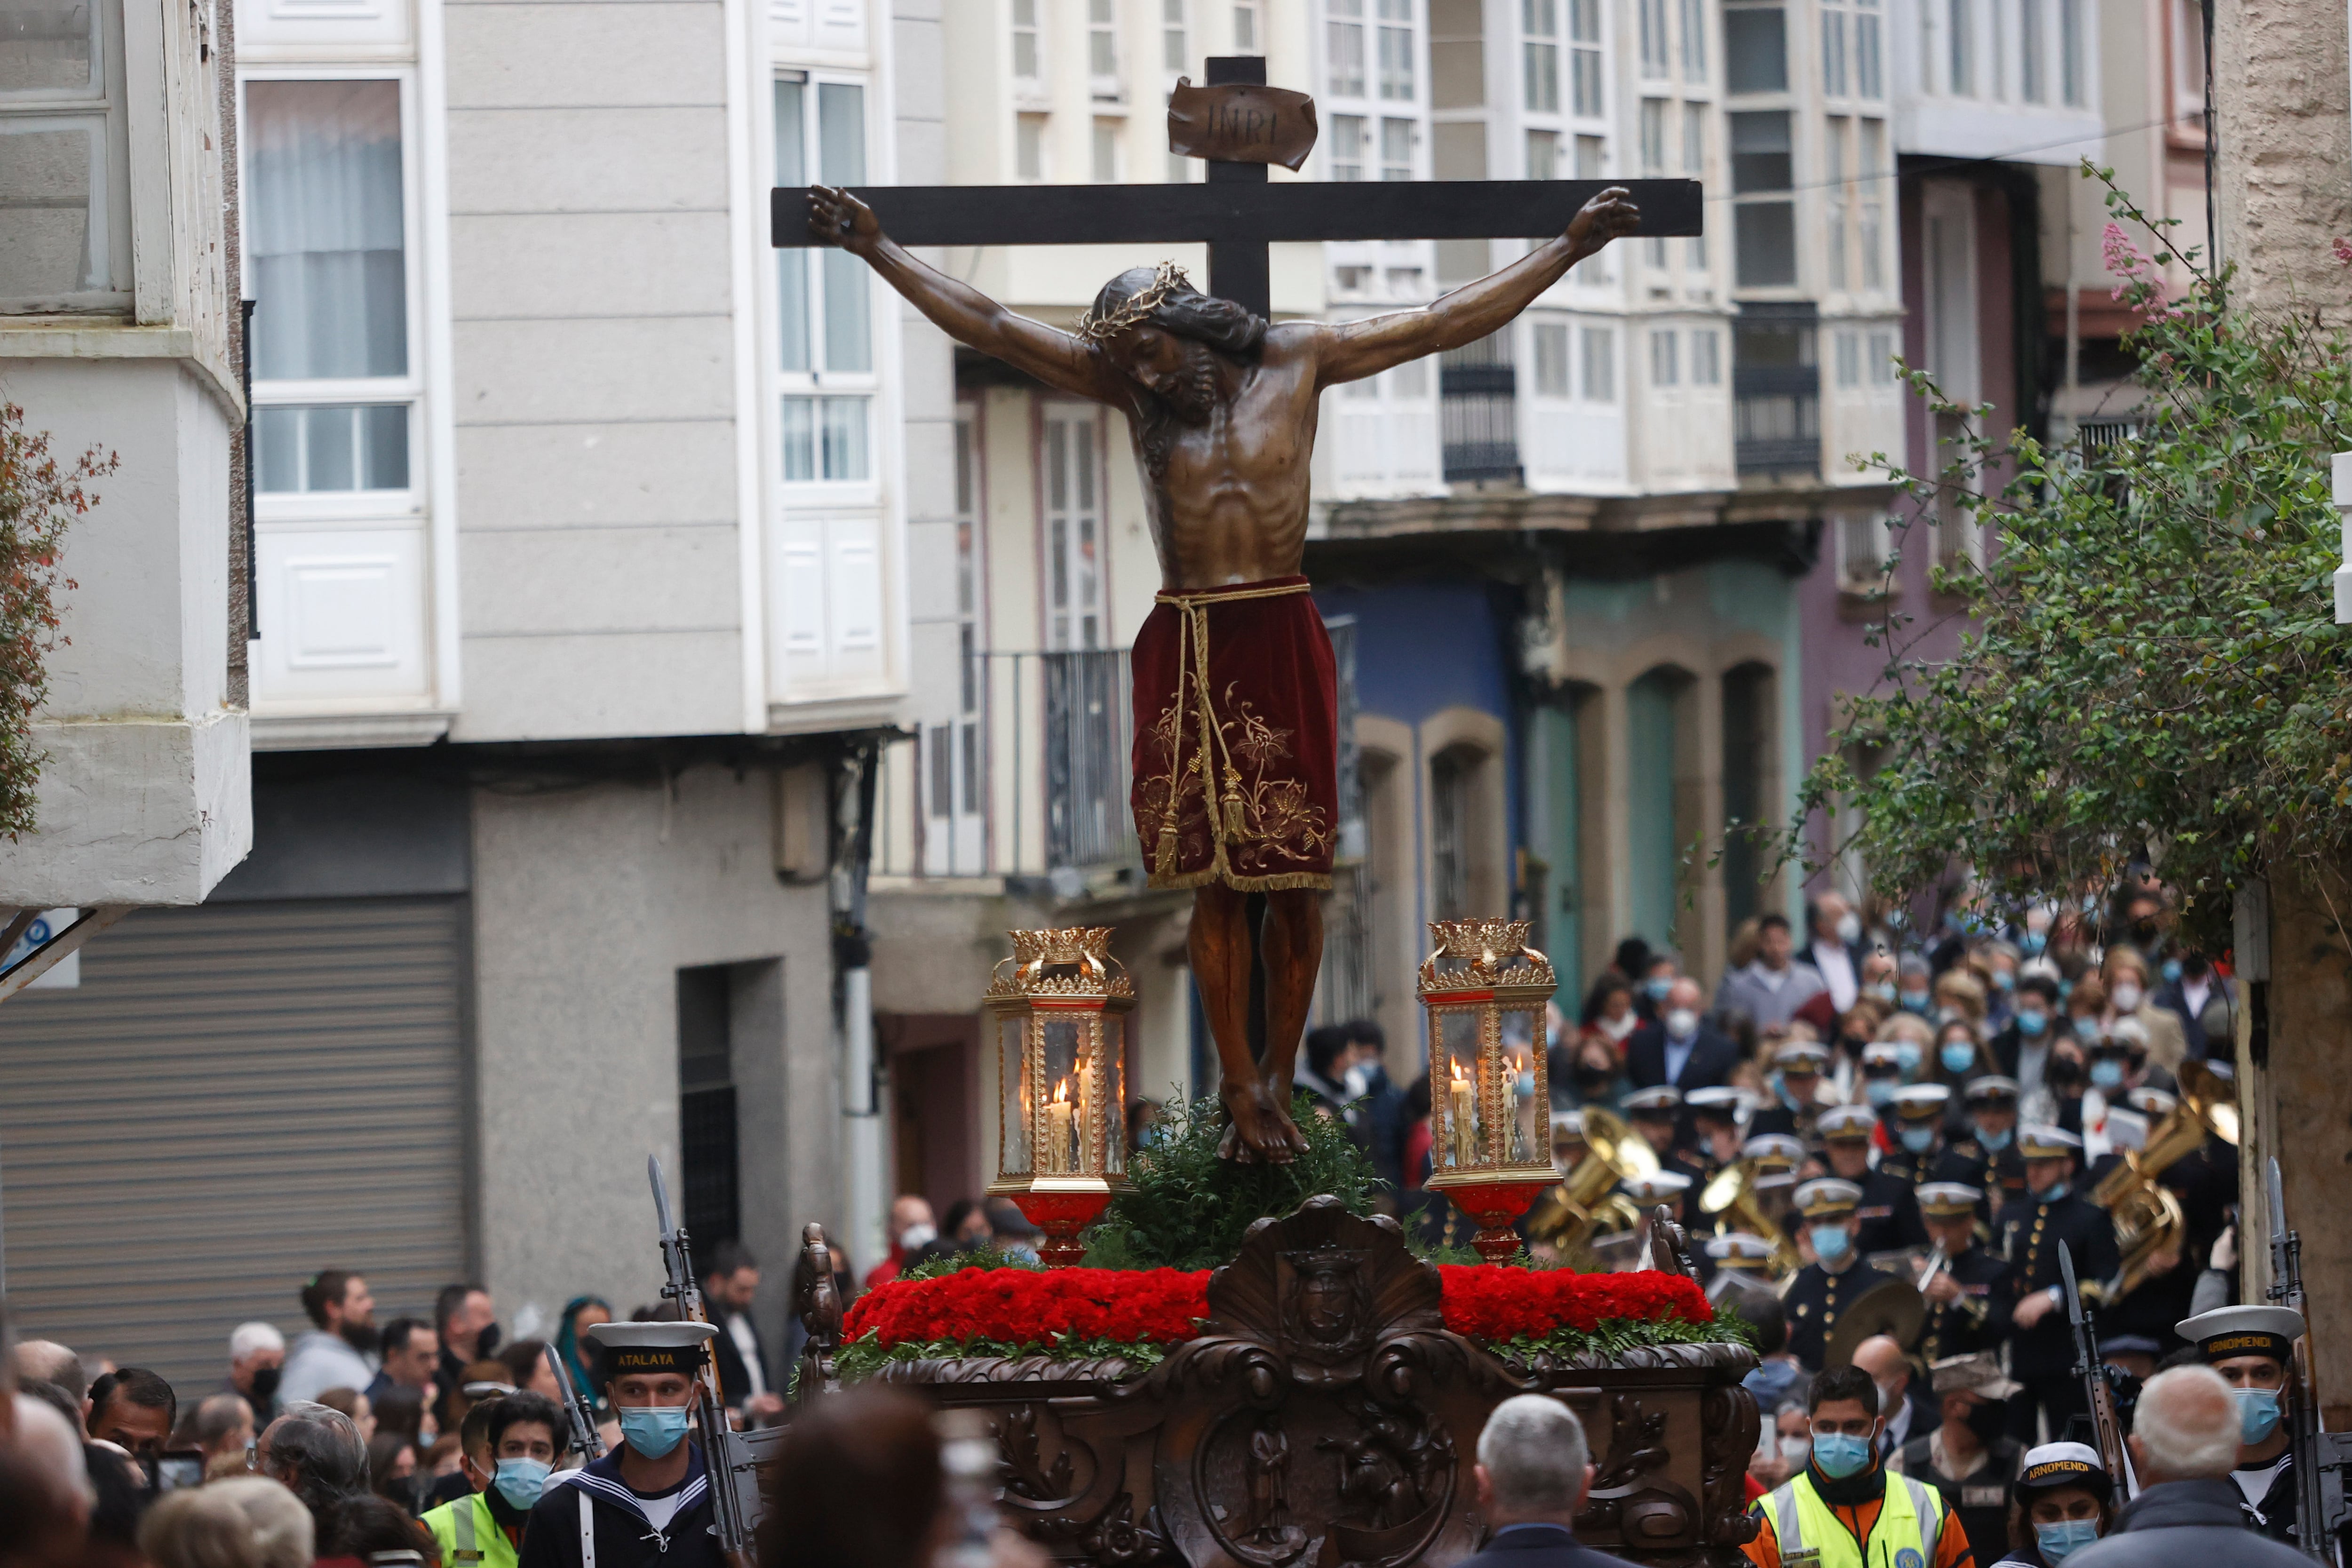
[1753,1466,1948,1568]
[423,1491,519,1568]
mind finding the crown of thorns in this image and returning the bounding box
[1073,260,1192,343]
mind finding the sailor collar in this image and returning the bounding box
[554,1442,710,1549]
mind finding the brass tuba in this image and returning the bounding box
[1697,1159,1802,1282]
[2092,1059,2241,1297]
[1523,1106,1656,1264]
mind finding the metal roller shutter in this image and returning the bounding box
[0,897,469,1393]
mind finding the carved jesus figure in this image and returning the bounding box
[810,183,1640,1164]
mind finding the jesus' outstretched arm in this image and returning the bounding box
[808,184,1128,406]
[1310,185,1643,388]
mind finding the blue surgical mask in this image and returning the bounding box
[2036,1520,2100,1562]
[2090,1059,2125,1089]
[1810,1430,1873,1479]
[2017,1008,2049,1037]
[1868,981,1899,1005]
[1978,1123,2013,1152]
[2074,1016,2100,1042]
[1901,1126,1937,1154]
[1901,990,1931,1015]
[1866,1078,1898,1109]
[1809,1225,1853,1263]
[1940,1043,1976,1074]
[1893,1041,1922,1075]
[2238,1386,2283,1444]
[493,1457,552,1510]
[2161,958,2184,985]
[1993,969,2015,991]
[618,1404,691,1460]
[1644,977,1673,1002]
[2021,929,2049,955]
[2037,1181,2071,1203]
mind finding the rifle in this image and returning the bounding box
[2058,1241,2134,1496]
[648,1155,782,1563]
[543,1343,604,1461]
[2268,1157,2351,1562]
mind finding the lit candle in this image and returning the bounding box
[1449,1061,1477,1167]
[1047,1080,1073,1175]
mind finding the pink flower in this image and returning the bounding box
[2334,237,2352,267]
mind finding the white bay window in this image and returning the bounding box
[774,72,872,484]
[0,0,131,312]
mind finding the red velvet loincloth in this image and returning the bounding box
[1129,575,1337,892]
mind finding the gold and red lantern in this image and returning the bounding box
[1419,919,1559,1262]
[984,928,1133,1266]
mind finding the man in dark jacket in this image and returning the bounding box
[1451,1394,1640,1568]
[520,1322,727,1568]
[2067,1363,2310,1566]
[1624,976,1741,1106]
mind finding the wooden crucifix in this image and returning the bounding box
[779,57,1700,1165]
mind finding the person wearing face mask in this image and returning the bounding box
[862,1194,937,1289]
[1938,1077,2028,1221]
[1992,974,2063,1104]
[1780,1180,1871,1373]
[1914,1184,2015,1366]
[521,1322,728,1568]
[1895,955,1936,1019]
[423,1393,569,1568]
[1996,1126,2121,1445]
[1930,1020,1991,1100]
[1895,1352,2025,1558]
[1626,977,1741,1103]
[224,1320,287,1424]
[1878,1084,1953,1202]
[2099,948,2187,1075]
[1987,1442,2113,1566]
[1817,1106,1926,1256]
[2169,1305,2317,1550]
[2150,949,2232,1061]
[1743,1363,1973,1568]
[1748,1040,1831,1146]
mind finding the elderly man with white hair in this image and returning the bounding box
[2066,1364,2310,1565]
[225,1319,287,1419]
[1453,1394,1641,1568]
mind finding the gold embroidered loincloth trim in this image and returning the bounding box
[1147,581,1329,891]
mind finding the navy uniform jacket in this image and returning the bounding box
[1938,1138,2027,1223]
[518,1445,724,1568]
[1782,1258,1874,1372]
[1995,1190,2121,1377]
[1916,1244,2014,1365]
[1849,1167,1929,1256]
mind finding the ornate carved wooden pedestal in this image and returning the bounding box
[837,1200,1760,1568]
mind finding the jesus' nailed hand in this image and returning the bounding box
[809,181,1639,1165]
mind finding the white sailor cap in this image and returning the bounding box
[1686,1085,1755,1120]
[2016,1442,2112,1499]
[1916,1182,1983,1218]
[1817,1104,1877,1141]
[2127,1087,2177,1118]
[2017,1123,2083,1159]
[1860,1040,1907,1070]
[1551,1109,1587,1144]
[1623,1085,1684,1116]
[1772,1040,1831,1070]
[1742,1133,1806,1170]
[1794,1178,1863,1218]
[1705,1232,1778,1264]
[1963,1075,2022,1103]
[586,1319,720,1376]
[1891,1083,1952,1120]
[2176,1305,2304,1364]
[1621,1170,1693,1202]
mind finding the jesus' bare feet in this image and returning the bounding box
[1217,1074,1311,1163]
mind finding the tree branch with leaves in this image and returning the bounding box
[0,404,115,840]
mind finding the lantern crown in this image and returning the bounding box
[989,926,1136,1002]
[1416,919,1555,995]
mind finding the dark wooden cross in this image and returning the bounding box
[771,56,1702,320]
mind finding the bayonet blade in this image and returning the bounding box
[649,1153,677,1239]
[2059,1241,2085,1331]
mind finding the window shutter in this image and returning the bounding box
[770,0,810,44]
[815,0,866,51]
[827,516,884,677]
[778,514,827,663]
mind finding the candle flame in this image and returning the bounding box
[1053,1078,1069,1104]
[1450,1059,1467,1083]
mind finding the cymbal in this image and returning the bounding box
[1824,1276,1926,1368]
